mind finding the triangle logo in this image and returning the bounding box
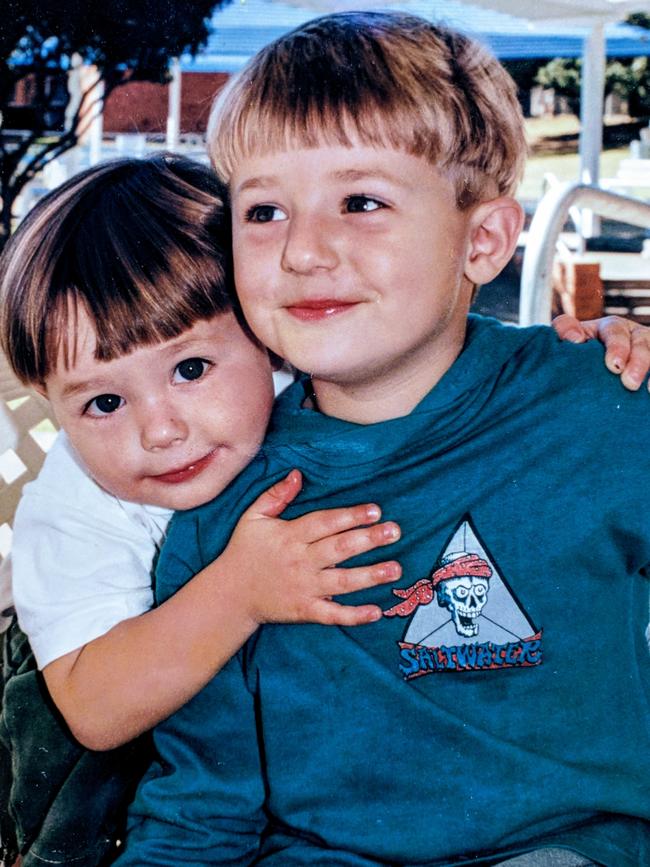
[384,516,542,679]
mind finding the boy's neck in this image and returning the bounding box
[310,319,467,425]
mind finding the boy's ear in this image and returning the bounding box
[463,197,524,287]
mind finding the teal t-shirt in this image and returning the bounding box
[121,316,650,867]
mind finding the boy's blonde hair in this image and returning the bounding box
[208,11,527,208]
[0,154,233,385]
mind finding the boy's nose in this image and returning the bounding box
[281,214,338,274]
[140,410,189,451]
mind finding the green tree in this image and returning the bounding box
[534,13,650,120]
[535,57,583,116]
[626,57,650,118]
[626,13,650,31]
[620,15,650,118]
[0,0,227,248]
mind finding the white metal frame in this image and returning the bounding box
[519,182,650,326]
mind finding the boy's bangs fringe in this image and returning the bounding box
[212,96,513,208]
[211,83,523,210]
[0,154,232,385]
[46,258,229,376]
[208,13,526,204]
[44,295,79,377]
[212,95,446,183]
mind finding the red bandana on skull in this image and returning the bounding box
[384,553,492,618]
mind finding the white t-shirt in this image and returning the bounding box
[10,432,171,669]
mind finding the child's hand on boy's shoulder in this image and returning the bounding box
[552,313,650,392]
[215,470,402,628]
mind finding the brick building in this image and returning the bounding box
[102,72,229,136]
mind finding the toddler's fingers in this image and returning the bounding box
[294,502,383,542]
[246,470,303,519]
[597,317,634,377]
[551,313,587,344]
[319,561,402,597]
[311,521,401,566]
[619,324,650,391]
[553,314,650,390]
[306,600,385,627]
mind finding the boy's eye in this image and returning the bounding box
[85,394,124,416]
[174,357,210,383]
[344,195,385,214]
[245,204,287,223]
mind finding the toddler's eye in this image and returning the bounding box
[174,358,210,382]
[345,196,384,214]
[245,204,287,223]
[85,394,124,416]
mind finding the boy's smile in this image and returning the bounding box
[285,298,360,322]
[43,310,274,510]
[231,141,477,423]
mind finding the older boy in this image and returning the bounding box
[119,13,649,867]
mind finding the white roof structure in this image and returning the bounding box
[464,0,646,24]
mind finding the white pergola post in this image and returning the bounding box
[65,53,83,132]
[75,64,105,167]
[87,77,105,166]
[578,21,606,237]
[166,58,182,151]
[64,53,85,176]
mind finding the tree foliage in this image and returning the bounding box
[0,0,226,247]
[626,13,650,31]
[535,58,583,116]
[622,12,650,117]
[533,14,650,119]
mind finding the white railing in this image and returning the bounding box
[519,183,650,326]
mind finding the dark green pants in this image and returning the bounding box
[0,618,152,867]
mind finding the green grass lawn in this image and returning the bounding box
[518,146,629,203]
[517,114,646,204]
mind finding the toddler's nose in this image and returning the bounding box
[140,410,189,451]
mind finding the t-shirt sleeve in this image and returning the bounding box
[11,434,156,669]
